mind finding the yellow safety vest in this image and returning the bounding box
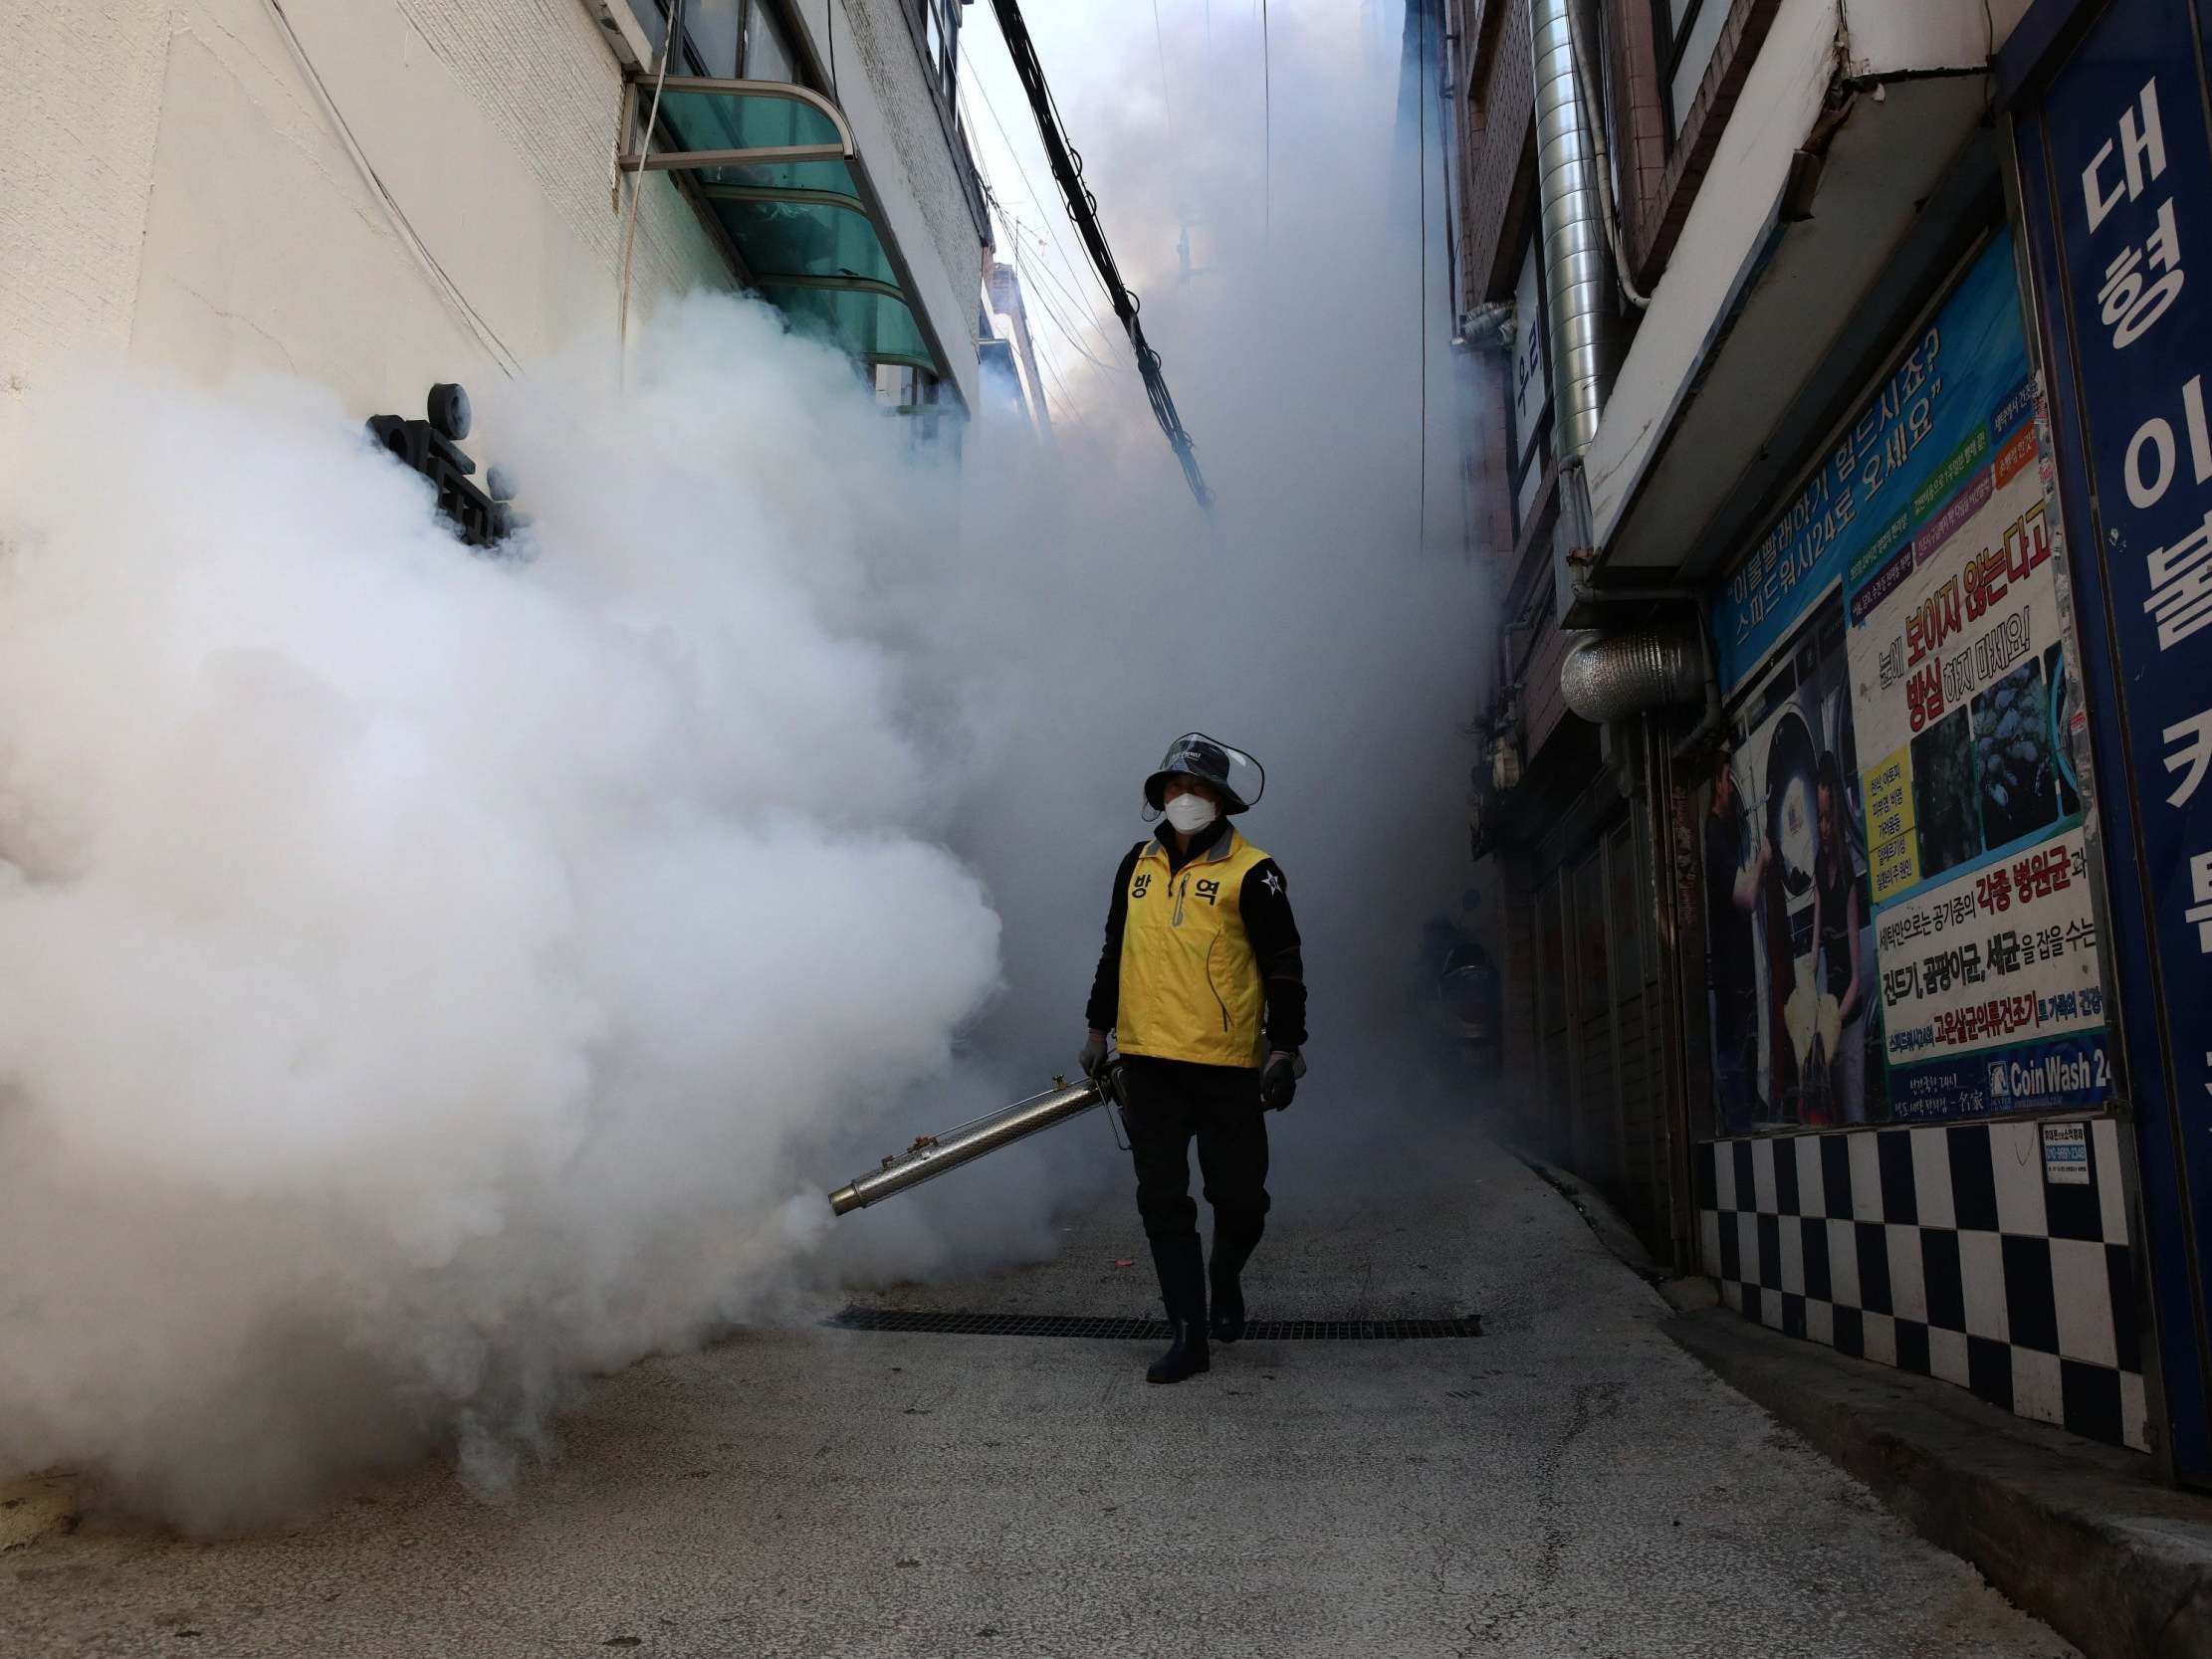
[1116,828,1273,1069]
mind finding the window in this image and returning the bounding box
[875,365,960,455]
[627,0,800,83]
[1507,224,1551,539]
[920,0,958,103]
[1651,0,1729,139]
[744,1,795,82]
[874,363,922,410]
[687,0,741,75]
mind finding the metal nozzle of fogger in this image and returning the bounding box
[826,1062,1127,1217]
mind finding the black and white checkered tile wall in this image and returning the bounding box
[1694,1119,2147,1451]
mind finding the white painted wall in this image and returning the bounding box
[0,0,988,472]
[1843,0,2036,78]
[0,0,731,470]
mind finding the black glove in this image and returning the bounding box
[1259,1050,1304,1112]
[1079,1030,1109,1078]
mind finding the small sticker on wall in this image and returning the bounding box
[2042,1122,2091,1185]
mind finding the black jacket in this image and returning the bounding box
[1084,820,1308,1053]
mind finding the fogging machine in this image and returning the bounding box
[825,1062,1128,1217]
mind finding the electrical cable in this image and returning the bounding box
[967,106,1129,416]
[1025,289,1081,412]
[984,0,1215,512]
[618,0,683,376]
[1020,255,1129,375]
[1261,0,1272,236]
[1014,211,1120,347]
[1152,0,1175,132]
[1417,0,1429,550]
[995,205,1132,371]
[963,52,1116,310]
[1152,0,1189,229]
[973,155,1125,363]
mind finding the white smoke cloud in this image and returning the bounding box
[814,0,1494,1270]
[0,2,1491,1529]
[0,310,1001,1529]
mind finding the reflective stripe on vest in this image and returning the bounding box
[1116,829,1272,1068]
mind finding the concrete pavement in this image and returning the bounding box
[3,1106,2074,1657]
[1669,1301,2212,1659]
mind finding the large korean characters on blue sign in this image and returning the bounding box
[2020,1,2212,1253]
[1702,232,2111,1134]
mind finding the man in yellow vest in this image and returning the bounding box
[1080,733,1306,1384]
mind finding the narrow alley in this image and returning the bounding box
[10,1,2212,1654]
[4,1107,2073,1658]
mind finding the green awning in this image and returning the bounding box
[621,78,944,381]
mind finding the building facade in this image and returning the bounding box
[1434,0,2212,1486]
[1,0,991,464]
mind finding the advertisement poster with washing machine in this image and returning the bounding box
[1704,229,2109,1130]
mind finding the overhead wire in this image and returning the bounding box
[983,0,1215,511]
[1151,0,1187,224]
[961,52,1115,310]
[965,113,1121,425]
[1019,256,1130,375]
[1018,264,1083,414]
[997,208,1133,371]
[966,127,1126,364]
[1417,0,1430,549]
[1261,0,1272,236]
[972,156,1132,392]
[1152,0,1175,131]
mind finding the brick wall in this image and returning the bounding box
[1455,0,1535,306]
[1629,0,1787,282]
[1601,0,1670,279]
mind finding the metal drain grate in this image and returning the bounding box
[825,1308,1481,1340]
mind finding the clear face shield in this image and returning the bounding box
[1146,732,1266,817]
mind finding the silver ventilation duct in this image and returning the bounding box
[1560,627,1705,724]
[1528,0,1616,458]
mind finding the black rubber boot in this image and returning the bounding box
[1146,1238,1211,1384]
[1208,1221,1262,1344]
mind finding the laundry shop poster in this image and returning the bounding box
[1708,229,2110,1127]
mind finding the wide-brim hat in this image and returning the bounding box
[1143,732,1264,815]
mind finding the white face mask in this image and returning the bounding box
[1163,792,1219,835]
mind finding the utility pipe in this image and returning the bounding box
[1528,0,1617,458]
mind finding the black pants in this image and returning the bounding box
[1120,1056,1271,1246]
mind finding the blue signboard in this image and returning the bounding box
[2008,0,2212,1479]
[1712,248,2037,692]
